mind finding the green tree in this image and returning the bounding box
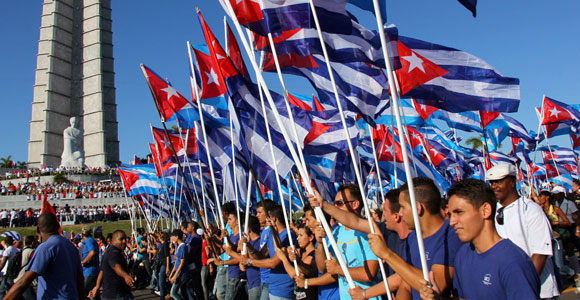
[16,161,27,169]
[465,136,483,150]
[0,156,13,168]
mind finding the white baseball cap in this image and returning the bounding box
[552,186,566,194]
[196,228,204,236]
[485,163,517,181]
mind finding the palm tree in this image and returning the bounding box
[16,161,27,169]
[465,136,483,150]
[0,156,13,168]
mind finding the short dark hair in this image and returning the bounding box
[4,236,14,246]
[37,213,60,234]
[539,190,552,197]
[248,215,260,235]
[188,221,199,230]
[257,199,274,212]
[385,188,401,213]
[447,178,496,218]
[112,230,126,240]
[337,183,362,203]
[400,178,441,215]
[170,229,183,240]
[574,179,580,186]
[303,203,331,223]
[223,202,235,215]
[269,204,285,224]
[24,236,35,247]
[298,223,313,237]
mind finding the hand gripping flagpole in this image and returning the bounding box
[217,3,353,287]
[185,44,228,242]
[306,0,392,294]
[371,0,430,281]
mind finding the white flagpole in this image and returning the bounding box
[217,3,351,285]
[241,170,253,255]
[186,41,227,240]
[371,0,430,281]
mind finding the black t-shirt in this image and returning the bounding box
[101,245,132,298]
[158,242,170,268]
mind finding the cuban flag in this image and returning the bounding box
[119,164,163,197]
[431,110,482,133]
[571,134,580,150]
[540,96,580,126]
[400,35,520,113]
[151,127,197,163]
[263,52,389,127]
[376,98,432,126]
[141,65,200,129]
[219,0,311,36]
[488,151,516,165]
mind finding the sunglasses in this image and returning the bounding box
[335,200,355,207]
[496,207,505,225]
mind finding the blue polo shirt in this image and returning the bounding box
[247,238,261,289]
[453,239,540,299]
[27,235,83,299]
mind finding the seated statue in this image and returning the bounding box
[60,117,84,168]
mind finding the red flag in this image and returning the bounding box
[41,198,61,233]
[395,41,448,96]
[479,111,501,128]
[412,99,438,121]
[226,23,249,78]
[149,143,163,176]
[141,65,191,122]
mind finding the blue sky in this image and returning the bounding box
[1,0,579,164]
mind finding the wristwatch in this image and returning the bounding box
[248,259,253,267]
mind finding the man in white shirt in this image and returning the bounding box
[487,163,559,299]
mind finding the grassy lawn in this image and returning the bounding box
[0,220,135,238]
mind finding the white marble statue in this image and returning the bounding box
[60,116,84,168]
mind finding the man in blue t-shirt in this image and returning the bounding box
[169,229,192,300]
[367,177,463,300]
[240,204,296,300]
[81,229,100,300]
[419,179,540,300]
[4,213,84,300]
[222,211,247,300]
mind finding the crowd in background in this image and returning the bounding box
[1,167,119,181]
[0,204,132,228]
[0,181,124,199]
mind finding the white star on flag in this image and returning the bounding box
[205,68,220,86]
[430,147,439,156]
[161,85,179,100]
[548,169,554,176]
[160,138,171,150]
[548,106,561,118]
[412,132,421,141]
[383,144,394,155]
[402,52,425,73]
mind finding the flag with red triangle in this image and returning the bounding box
[395,41,448,96]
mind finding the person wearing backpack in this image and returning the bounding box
[13,236,36,300]
[0,235,21,297]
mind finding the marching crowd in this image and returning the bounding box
[1,163,580,299]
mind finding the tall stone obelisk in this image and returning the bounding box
[28,0,119,168]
